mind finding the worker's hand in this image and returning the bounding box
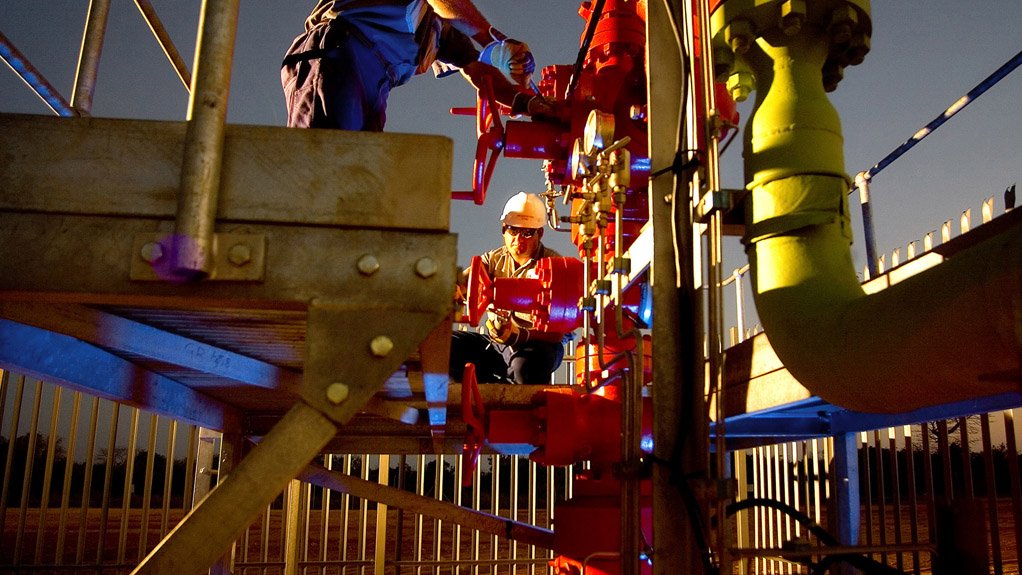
[462,62,553,119]
[511,93,559,119]
[453,284,466,322]
[486,311,523,345]
[479,38,535,89]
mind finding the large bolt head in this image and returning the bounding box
[370,335,394,357]
[326,382,350,404]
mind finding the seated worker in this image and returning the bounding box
[450,192,567,384]
[282,0,552,131]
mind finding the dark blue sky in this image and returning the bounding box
[2,1,1020,271]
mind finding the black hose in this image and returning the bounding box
[565,0,607,100]
[726,498,909,575]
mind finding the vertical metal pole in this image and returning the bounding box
[472,458,483,575]
[182,425,199,511]
[855,172,879,279]
[647,0,707,573]
[454,454,464,575]
[1003,410,1022,567]
[921,424,938,568]
[34,385,63,564]
[161,421,178,538]
[413,454,425,575]
[283,480,301,575]
[375,454,391,575]
[301,481,312,571]
[490,456,500,575]
[117,407,141,565]
[172,0,240,279]
[139,414,159,561]
[874,430,889,564]
[96,403,121,564]
[733,449,749,575]
[361,454,372,575]
[981,415,1004,575]
[0,375,21,555]
[323,454,335,568]
[394,454,405,574]
[692,0,732,567]
[903,426,921,574]
[343,454,354,572]
[15,379,44,565]
[888,428,904,572]
[832,433,860,575]
[76,396,101,565]
[55,394,82,563]
[510,456,519,574]
[71,0,112,115]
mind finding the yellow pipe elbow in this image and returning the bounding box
[729,16,1021,412]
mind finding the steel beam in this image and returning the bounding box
[0,302,300,391]
[131,403,338,575]
[0,113,452,232]
[0,319,239,431]
[298,462,556,550]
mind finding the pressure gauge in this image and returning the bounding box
[569,137,590,179]
[583,110,615,155]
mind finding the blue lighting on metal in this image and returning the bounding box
[640,432,654,453]
[0,31,74,116]
[863,48,1022,182]
[638,282,653,326]
[632,156,651,172]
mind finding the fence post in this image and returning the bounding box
[832,433,860,575]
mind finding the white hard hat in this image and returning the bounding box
[500,192,546,228]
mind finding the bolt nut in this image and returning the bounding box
[726,70,754,103]
[370,335,394,357]
[415,257,437,278]
[227,244,252,266]
[357,254,380,276]
[828,5,858,44]
[725,19,755,55]
[140,241,164,263]
[326,382,350,405]
[779,0,806,36]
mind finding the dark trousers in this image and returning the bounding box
[281,20,392,131]
[450,331,564,385]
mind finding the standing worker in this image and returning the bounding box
[451,192,568,384]
[282,0,552,131]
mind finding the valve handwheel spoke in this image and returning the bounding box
[460,363,485,487]
[465,255,493,327]
[472,76,505,205]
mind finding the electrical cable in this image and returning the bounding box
[717,126,739,156]
[654,1,720,573]
[726,498,910,575]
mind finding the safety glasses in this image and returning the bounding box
[503,226,538,238]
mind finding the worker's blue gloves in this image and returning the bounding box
[478,28,535,89]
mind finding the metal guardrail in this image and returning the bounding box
[0,372,575,574]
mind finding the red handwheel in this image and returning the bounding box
[460,363,485,487]
[472,76,504,205]
[465,255,493,327]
